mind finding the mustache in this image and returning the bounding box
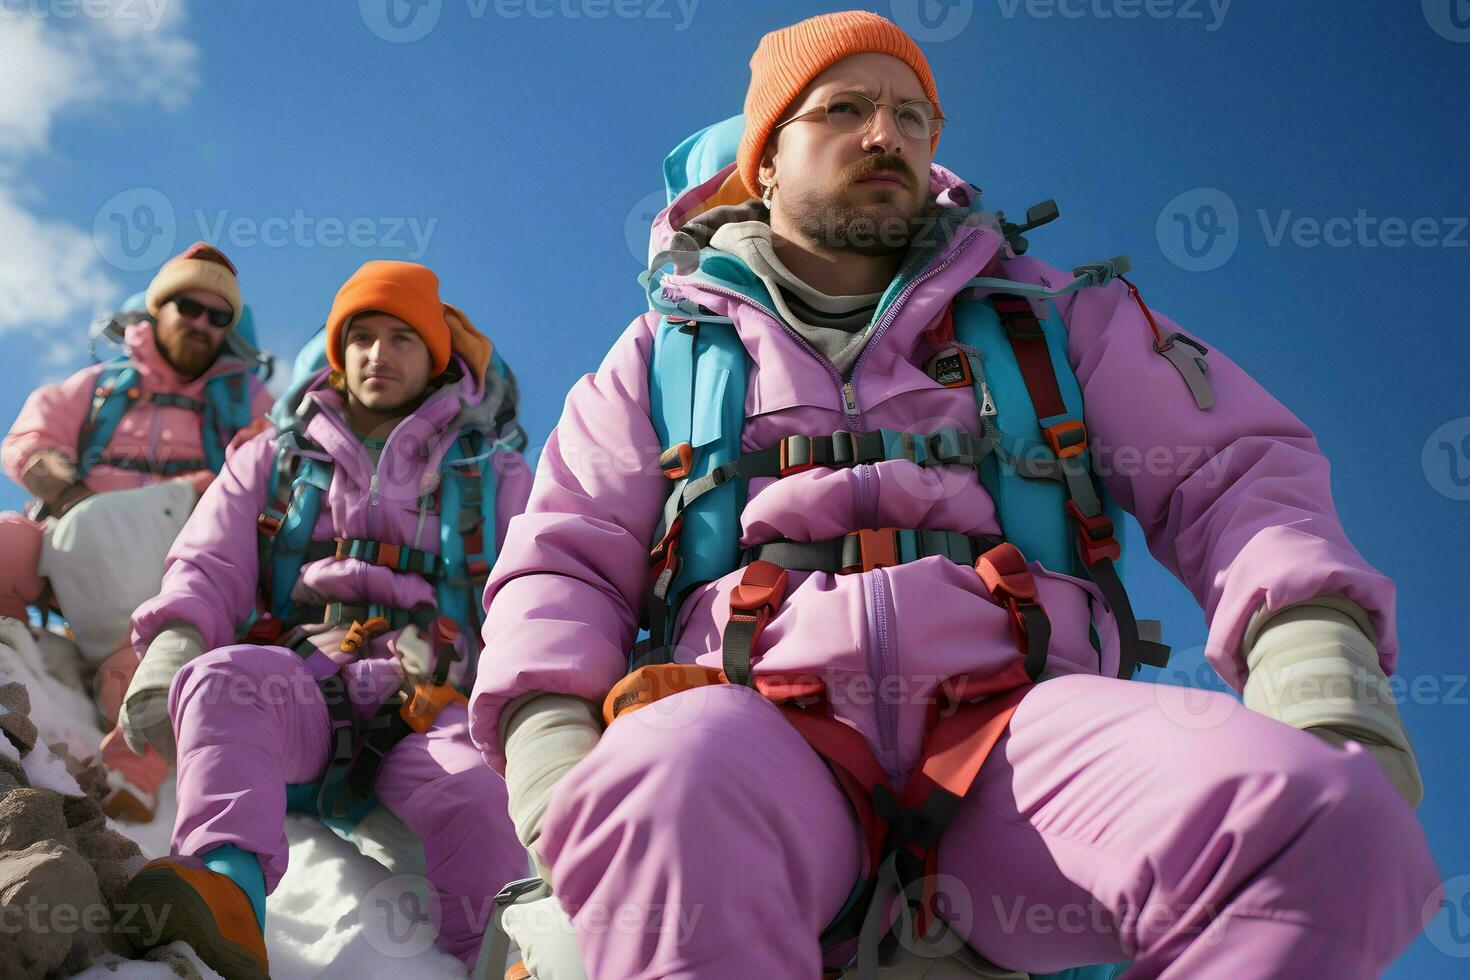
[845,154,917,189]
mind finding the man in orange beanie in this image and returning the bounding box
[477,9,1436,980]
[117,260,532,976]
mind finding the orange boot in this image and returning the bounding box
[118,856,270,979]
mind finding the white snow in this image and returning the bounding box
[2,621,495,979]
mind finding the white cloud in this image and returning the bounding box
[0,0,199,337]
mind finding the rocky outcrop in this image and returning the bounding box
[0,676,147,979]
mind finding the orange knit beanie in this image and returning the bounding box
[738,10,941,198]
[325,261,451,375]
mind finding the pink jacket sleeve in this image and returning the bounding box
[492,448,534,553]
[1040,266,1397,692]
[470,315,666,771]
[2,363,105,486]
[130,429,277,655]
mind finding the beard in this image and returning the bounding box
[158,331,220,378]
[778,158,937,257]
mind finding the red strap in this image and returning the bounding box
[995,295,1067,419]
[775,700,892,874]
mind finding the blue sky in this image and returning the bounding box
[1,1,1467,973]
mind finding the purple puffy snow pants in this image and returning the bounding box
[539,677,1440,979]
[168,644,528,967]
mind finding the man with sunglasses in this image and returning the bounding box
[2,241,273,820]
[471,10,1437,979]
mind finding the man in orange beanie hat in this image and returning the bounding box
[477,9,1435,980]
[1,242,274,824]
[116,260,533,976]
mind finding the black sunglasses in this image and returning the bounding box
[170,296,234,329]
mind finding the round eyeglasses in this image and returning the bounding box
[774,93,944,143]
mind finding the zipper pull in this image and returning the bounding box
[842,382,859,416]
[369,473,379,506]
[977,379,997,420]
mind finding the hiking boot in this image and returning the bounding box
[118,855,269,979]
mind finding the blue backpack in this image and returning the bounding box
[636,117,1210,980]
[639,116,1182,680]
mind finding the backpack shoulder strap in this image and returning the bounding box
[953,291,1168,676]
[255,423,333,625]
[637,315,750,666]
[76,360,140,479]
[201,366,257,472]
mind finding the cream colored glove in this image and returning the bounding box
[118,622,206,761]
[501,894,589,980]
[502,693,603,885]
[1243,597,1423,807]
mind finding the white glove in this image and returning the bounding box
[1243,597,1423,807]
[118,622,206,761]
[502,895,588,980]
[502,693,602,885]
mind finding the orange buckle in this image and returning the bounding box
[1065,499,1120,565]
[778,435,817,478]
[340,616,391,654]
[376,542,401,569]
[843,528,900,574]
[660,442,694,481]
[257,512,284,537]
[400,682,468,734]
[1042,419,1088,459]
[729,560,789,619]
[602,663,726,726]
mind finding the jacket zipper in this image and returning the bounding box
[687,226,986,434]
[687,283,864,429]
[868,568,898,772]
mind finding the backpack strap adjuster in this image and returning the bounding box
[660,442,693,481]
[1065,499,1121,565]
[257,511,285,538]
[1041,418,1088,459]
[779,434,818,477]
[840,528,900,574]
[974,542,1050,676]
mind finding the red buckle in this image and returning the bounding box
[242,616,287,645]
[660,443,694,481]
[844,528,899,573]
[432,616,459,646]
[649,515,684,581]
[1065,500,1120,565]
[377,543,402,569]
[975,542,1041,654]
[1042,419,1088,459]
[778,436,817,478]
[257,512,284,538]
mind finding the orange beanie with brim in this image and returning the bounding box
[738,10,941,199]
[326,261,451,376]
